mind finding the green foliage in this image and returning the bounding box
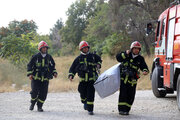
[0,32,37,68]
[103,33,131,57]
[84,3,112,55]
[8,19,38,37]
[0,27,10,39]
[60,0,97,54]
[0,19,54,69]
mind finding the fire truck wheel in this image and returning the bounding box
[176,75,180,111]
[152,67,166,98]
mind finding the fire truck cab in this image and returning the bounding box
[150,0,180,110]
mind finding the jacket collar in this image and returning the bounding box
[81,51,89,55]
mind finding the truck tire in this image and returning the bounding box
[152,67,166,98]
[177,75,180,111]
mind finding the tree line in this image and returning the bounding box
[0,0,172,67]
[57,0,171,56]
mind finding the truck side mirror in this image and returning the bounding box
[146,23,153,35]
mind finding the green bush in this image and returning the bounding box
[103,33,131,57]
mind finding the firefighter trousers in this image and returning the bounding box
[78,81,95,112]
[118,79,137,112]
[30,79,49,108]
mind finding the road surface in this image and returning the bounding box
[0,90,180,120]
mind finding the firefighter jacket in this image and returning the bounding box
[116,51,149,86]
[68,53,102,82]
[27,53,57,82]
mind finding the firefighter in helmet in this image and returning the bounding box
[116,41,149,115]
[68,41,102,115]
[27,41,58,112]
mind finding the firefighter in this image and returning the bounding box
[116,41,149,115]
[27,41,58,112]
[68,41,102,115]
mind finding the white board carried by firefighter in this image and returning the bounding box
[94,63,121,98]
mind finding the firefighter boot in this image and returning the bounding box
[29,102,36,111]
[37,106,44,112]
[37,103,44,112]
[119,111,129,115]
[88,111,94,115]
[29,100,36,111]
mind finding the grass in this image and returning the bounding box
[0,55,153,93]
[0,59,29,92]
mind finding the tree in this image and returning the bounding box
[0,27,10,40]
[103,32,131,57]
[49,18,63,56]
[83,3,112,55]
[0,32,37,68]
[7,19,38,37]
[60,0,97,53]
[108,0,173,55]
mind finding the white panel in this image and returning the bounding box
[167,18,175,59]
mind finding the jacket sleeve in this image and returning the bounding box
[68,57,79,79]
[94,54,102,67]
[116,51,128,62]
[27,55,36,76]
[139,57,149,73]
[49,55,58,75]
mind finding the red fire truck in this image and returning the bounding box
[149,0,180,110]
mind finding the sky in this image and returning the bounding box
[0,0,76,35]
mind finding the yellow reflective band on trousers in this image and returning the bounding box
[118,102,131,108]
[38,99,45,103]
[121,53,126,59]
[31,96,38,101]
[81,98,87,102]
[87,101,94,105]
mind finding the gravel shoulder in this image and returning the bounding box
[0,90,180,120]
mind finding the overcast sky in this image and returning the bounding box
[0,0,76,35]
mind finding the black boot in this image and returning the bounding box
[29,102,36,111]
[88,111,94,115]
[119,111,129,115]
[37,106,44,112]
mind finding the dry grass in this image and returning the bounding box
[49,56,79,92]
[0,55,154,93]
[0,59,29,93]
[136,55,153,90]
